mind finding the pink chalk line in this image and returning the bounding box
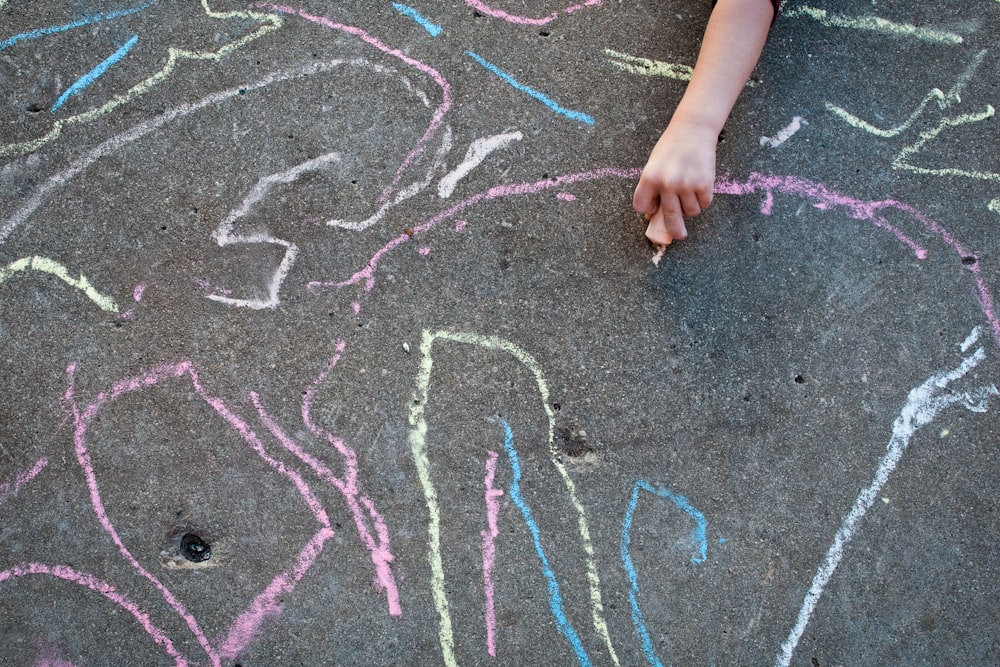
[0,457,48,507]
[482,450,504,657]
[0,563,187,666]
[464,0,602,26]
[556,192,577,201]
[64,361,335,665]
[310,167,999,349]
[250,340,401,616]
[256,4,451,207]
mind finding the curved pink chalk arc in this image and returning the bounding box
[0,563,188,666]
[464,0,602,26]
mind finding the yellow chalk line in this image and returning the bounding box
[1,1,282,158]
[409,329,619,666]
[893,106,1000,181]
[989,199,1000,215]
[825,89,948,138]
[782,6,964,45]
[604,49,692,81]
[0,256,119,312]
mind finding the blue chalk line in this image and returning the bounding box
[466,51,595,125]
[52,35,139,112]
[392,3,442,36]
[499,419,592,667]
[620,480,709,667]
[1,2,153,51]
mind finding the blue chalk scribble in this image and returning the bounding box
[392,3,443,36]
[0,3,153,51]
[621,480,709,667]
[52,36,139,111]
[466,51,595,125]
[499,419,592,667]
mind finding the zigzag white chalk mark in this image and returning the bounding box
[208,153,343,309]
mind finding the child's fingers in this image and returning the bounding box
[658,197,689,242]
[679,191,703,217]
[632,179,659,215]
[645,208,673,246]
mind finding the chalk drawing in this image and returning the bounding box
[466,52,595,125]
[775,338,998,667]
[51,36,139,112]
[255,5,453,207]
[0,563,187,665]
[781,5,965,45]
[760,117,807,148]
[208,153,339,309]
[826,50,986,139]
[0,2,281,158]
[604,49,693,82]
[499,418,592,666]
[0,2,153,51]
[989,199,1000,216]
[64,361,336,665]
[250,341,401,616]
[438,131,524,198]
[393,3,443,36]
[0,256,119,312]
[0,458,48,508]
[893,106,1000,181]
[409,329,619,666]
[620,480,709,667]
[464,0,602,26]
[321,168,1000,350]
[482,450,503,657]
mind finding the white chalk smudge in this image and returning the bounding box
[760,117,807,148]
[438,131,523,198]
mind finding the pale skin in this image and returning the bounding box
[633,0,775,246]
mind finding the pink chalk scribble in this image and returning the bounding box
[308,168,999,349]
[63,361,336,665]
[455,219,469,232]
[556,192,577,202]
[464,0,602,26]
[419,247,432,255]
[133,284,147,302]
[351,301,362,315]
[250,340,401,616]
[0,458,48,508]
[0,563,187,666]
[482,450,504,657]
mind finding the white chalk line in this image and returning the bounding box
[1,58,431,244]
[760,116,807,148]
[775,337,998,667]
[438,130,523,198]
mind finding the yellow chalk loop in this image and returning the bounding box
[409,330,620,666]
[0,256,120,312]
[0,1,282,158]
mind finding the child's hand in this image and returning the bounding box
[632,119,719,247]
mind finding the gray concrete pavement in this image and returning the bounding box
[1,1,998,665]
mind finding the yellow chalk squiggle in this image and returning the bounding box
[0,256,119,312]
[1,1,282,158]
[409,329,619,666]
[893,106,1000,181]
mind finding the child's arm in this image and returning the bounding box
[633,0,776,246]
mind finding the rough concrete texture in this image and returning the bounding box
[1,1,998,665]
